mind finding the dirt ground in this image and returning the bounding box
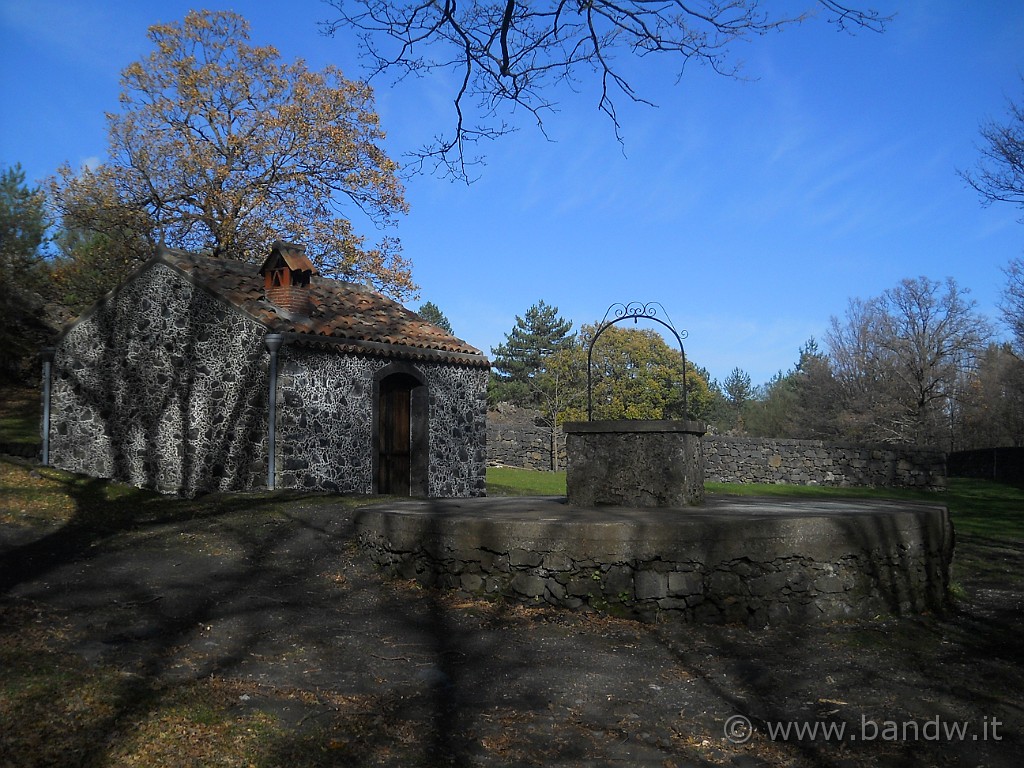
[1,490,1022,767]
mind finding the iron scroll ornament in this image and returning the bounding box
[586,302,689,421]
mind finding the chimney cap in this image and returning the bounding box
[259,240,318,277]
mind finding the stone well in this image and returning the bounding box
[563,420,707,507]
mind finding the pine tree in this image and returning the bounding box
[417,301,453,334]
[489,300,574,407]
[0,164,60,382]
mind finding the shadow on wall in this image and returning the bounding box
[45,265,269,497]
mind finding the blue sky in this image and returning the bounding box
[2,1,1023,386]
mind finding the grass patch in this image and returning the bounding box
[929,478,1024,540]
[486,466,567,496]
[0,604,282,768]
[708,478,1024,541]
[0,387,39,447]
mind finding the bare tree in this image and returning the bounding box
[961,80,1024,218]
[321,0,890,180]
[1001,257,1024,354]
[881,277,991,446]
[826,296,904,442]
[955,342,1024,449]
[827,277,991,448]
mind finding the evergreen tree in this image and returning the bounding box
[789,338,842,440]
[489,300,574,407]
[744,370,799,438]
[719,367,753,432]
[0,163,56,382]
[49,227,145,311]
[0,163,49,288]
[416,300,453,334]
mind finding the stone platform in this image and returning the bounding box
[354,495,954,627]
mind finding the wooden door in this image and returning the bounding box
[378,377,412,495]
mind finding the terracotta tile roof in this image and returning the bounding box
[158,248,489,368]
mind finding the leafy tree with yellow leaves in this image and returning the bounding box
[553,324,713,423]
[50,10,414,300]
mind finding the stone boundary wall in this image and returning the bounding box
[704,436,946,489]
[487,408,946,489]
[486,403,564,471]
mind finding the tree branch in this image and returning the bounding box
[321,0,892,182]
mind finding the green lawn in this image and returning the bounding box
[485,467,1024,542]
[486,466,568,496]
[0,387,39,447]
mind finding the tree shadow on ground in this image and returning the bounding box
[2,467,1021,767]
[1,459,350,765]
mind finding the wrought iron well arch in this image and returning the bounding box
[586,302,689,420]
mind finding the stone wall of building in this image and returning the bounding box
[704,436,946,489]
[275,350,487,497]
[49,263,269,496]
[486,403,564,471]
[275,349,376,494]
[422,364,490,497]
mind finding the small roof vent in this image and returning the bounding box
[259,241,318,315]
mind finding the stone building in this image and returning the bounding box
[44,242,489,497]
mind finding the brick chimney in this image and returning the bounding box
[259,241,318,316]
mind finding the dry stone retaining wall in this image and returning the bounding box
[486,409,946,489]
[704,436,945,489]
[486,403,564,471]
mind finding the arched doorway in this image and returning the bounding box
[375,368,428,496]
